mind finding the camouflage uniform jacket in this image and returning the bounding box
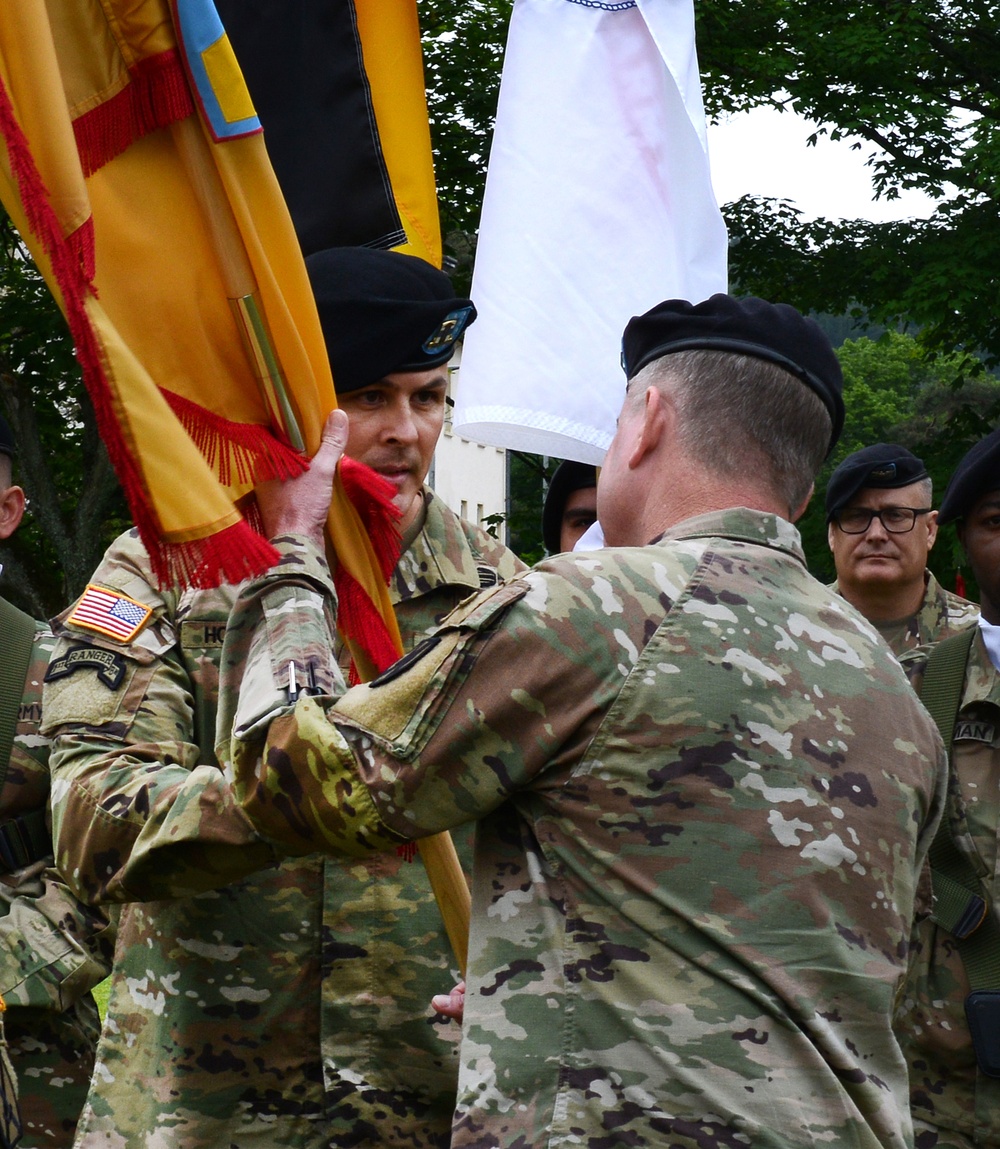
[832,570,979,657]
[42,503,523,1149]
[382,486,525,655]
[0,605,113,1148]
[899,630,1000,1148]
[222,507,947,1149]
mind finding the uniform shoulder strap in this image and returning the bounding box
[0,597,38,787]
[921,627,977,756]
[918,627,1000,995]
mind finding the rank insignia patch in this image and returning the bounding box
[422,307,474,355]
[67,585,153,643]
[869,464,897,481]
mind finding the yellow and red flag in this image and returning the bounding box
[0,0,403,671]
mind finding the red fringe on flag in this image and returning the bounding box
[334,458,402,677]
[74,50,194,178]
[336,568,405,678]
[955,570,967,597]
[0,69,279,590]
[67,216,96,282]
[339,457,402,586]
[161,388,309,487]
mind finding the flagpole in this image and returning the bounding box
[169,116,304,451]
[170,112,471,974]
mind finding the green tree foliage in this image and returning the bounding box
[505,451,551,564]
[0,214,128,618]
[419,0,512,289]
[696,0,1000,365]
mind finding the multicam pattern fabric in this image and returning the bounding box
[222,507,947,1149]
[388,488,525,646]
[899,632,1000,1148]
[43,500,523,1149]
[0,609,113,1149]
[832,571,979,657]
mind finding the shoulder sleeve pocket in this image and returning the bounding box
[333,581,530,748]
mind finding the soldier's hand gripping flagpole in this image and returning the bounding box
[257,410,472,975]
[180,77,473,966]
[170,0,469,973]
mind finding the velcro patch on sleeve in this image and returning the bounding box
[67,584,153,643]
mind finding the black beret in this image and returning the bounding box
[542,461,597,554]
[938,427,1000,525]
[306,247,476,394]
[621,294,844,453]
[0,414,14,460]
[825,443,929,519]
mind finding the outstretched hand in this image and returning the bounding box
[256,409,350,544]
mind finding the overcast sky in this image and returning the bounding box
[706,106,938,223]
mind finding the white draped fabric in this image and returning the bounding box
[454,0,729,464]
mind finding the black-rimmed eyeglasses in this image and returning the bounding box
[832,507,933,535]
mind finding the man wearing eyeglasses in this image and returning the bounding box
[826,443,978,655]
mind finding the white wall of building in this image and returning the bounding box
[428,343,510,544]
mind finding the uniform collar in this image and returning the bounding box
[392,487,485,603]
[656,507,806,565]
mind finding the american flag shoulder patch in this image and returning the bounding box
[67,585,154,643]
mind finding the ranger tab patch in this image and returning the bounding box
[45,646,127,691]
[68,585,153,643]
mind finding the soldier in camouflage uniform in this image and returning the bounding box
[0,418,114,1148]
[827,443,979,655]
[219,295,947,1149]
[897,428,1000,1149]
[42,249,523,1147]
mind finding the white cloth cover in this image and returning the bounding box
[454,0,729,464]
[573,519,605,551]
[979,615,1000,672]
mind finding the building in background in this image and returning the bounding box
[431,343,510,544]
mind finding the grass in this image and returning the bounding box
[92,979,111,1022]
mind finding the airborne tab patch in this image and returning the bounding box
[68,585,153,643]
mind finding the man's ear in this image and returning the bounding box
[627,386,670,470]
[925,509,939,551]
[0,484,25,540]
[789,482,814,524]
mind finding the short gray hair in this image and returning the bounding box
[633,349,833,513]
[913,476,933,505]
